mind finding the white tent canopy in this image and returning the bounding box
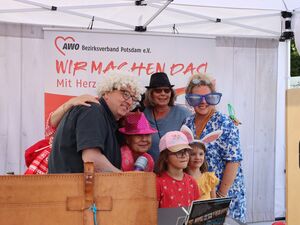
[1,0,300,223]
[0,0,299,41]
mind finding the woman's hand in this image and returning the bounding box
[217,162,239,197]
[67,94,99,107]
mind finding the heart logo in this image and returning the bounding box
[54,36,76,56]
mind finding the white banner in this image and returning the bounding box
[44,30,216,119]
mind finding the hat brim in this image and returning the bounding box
[167,144,192,153]
[119,127,158,135]
[145,84,174,89]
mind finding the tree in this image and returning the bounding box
[291,39,300,77]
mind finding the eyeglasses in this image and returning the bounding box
[120,90,139,103]
[169,148,191,158]
[185,93,222,106]
[153,88,171,94]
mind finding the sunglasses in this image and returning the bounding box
[153,88,171,94]
[191,78,211,85]
[185,93,222,106]
[169,148,191,158]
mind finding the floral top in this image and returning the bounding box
[184,111,246,223]
[196,172,219,200]
[156,172,200,208]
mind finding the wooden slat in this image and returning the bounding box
[252,39,277,221]
[233,38,256,222]
[0,36,22,174]
[21,37,45,172]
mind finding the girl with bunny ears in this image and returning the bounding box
[181,125,220,200]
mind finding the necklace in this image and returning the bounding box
[153,109,162,139]
[152,106,170,139]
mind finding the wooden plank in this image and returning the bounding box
[251,39,277,221]
[215,37,234,114]
[232,38,256,222]
[21,37,45,172]
[0,36,22,174]
[0,24,45,174]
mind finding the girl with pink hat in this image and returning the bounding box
[119,112,157,172]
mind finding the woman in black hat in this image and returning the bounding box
[143,72,192,164]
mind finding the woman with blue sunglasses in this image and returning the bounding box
[183,74,246,223]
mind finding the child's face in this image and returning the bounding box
[126,134,152,154]
[188,147,205,169]
[167,148,190,170]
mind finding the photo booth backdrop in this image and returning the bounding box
[1,0,300,223]
[0,24,284,223]
[43,30,215,120]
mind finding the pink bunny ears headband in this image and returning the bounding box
[180,125,223,144]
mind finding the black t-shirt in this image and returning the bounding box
[48,98,121,173]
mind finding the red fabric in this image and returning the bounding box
[24,139,50,167]
[156,172,200,208]
[121,145,154,172]
[24,112,55,175]
[24,147,50,174]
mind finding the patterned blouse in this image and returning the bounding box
[184,111,246,223]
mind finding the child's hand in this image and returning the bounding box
[68,94,99,107]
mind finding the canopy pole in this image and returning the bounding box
[59,9,135,29]
[14,0,134,29]
[135,0,173,32]
[149,19,280,36]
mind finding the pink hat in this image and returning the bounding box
[159,131,192,153]
[119,112,157,135]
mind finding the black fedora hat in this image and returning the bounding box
[145,72,174,89]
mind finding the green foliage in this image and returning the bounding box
[291,39,300,77]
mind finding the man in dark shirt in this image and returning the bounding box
[48,73,141,173]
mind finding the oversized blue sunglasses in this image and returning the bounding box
[185,93,222,106]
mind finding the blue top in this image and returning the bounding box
[184,111,246,223]
[144,105,191,163]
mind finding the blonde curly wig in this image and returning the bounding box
[97,71,143,101]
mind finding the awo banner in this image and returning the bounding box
[44,30,216,125]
